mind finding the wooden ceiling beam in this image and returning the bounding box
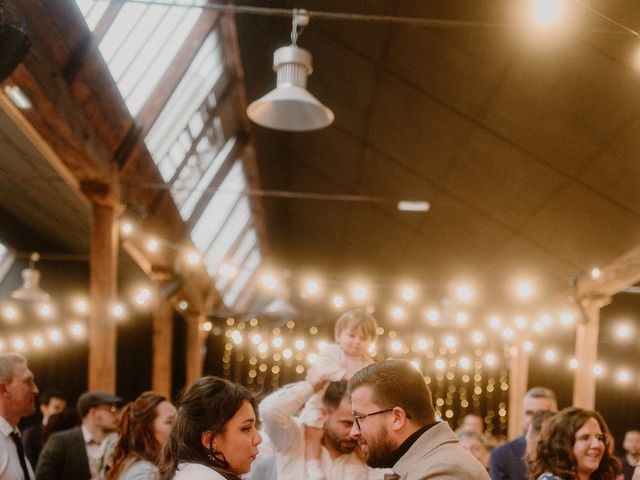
[575,244,640,299]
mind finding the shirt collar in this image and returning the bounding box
[0,415,17,437]
[389,421,440,467]
[81,425,100,445]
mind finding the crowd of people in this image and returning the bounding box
[0,309,638,480]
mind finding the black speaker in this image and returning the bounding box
[0,24,30,83]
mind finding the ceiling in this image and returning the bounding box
[1,1,640,317]
[234,0,640,310]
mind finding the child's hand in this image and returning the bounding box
[305,366,328,392]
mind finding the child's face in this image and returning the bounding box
[336,327,372,357]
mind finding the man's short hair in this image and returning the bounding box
[347,359,436,425]
[0,352,26,383]
[40,389,66,406]
[322,381,349,412]
[525,386,557,403]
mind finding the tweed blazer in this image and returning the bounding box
[393,421,491,480]
[35,427,91,480]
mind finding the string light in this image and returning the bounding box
[331,294,344,308]
[146,238,159,252]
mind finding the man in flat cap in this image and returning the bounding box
[36,391,121,480]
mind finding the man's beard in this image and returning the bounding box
[324,425,358,454]
[361,424,397,468]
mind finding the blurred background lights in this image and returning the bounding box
[260,272,278,290]
[502,327,514,340]
[48,329,62,343]
[120,221,134,237]
[12,338,26,351]
[459,357,471,369]
[455,312,469,327]
[425,308,439,323]
[401,286,415,302]
[38,303,54,318]
[2,305,18,322]
[560,312,574,326]
[523,340,534,352]
[74,298,88,314]
[307,353,318,364]
[252,334,262,345]
[352,283,368,302]
[135,288,152,306]
[283,348,293,359]
[146,238,159,252]
[202,321,213,332]
[614,322,633,341]
[455,284,474,302]
[331,295,345,308]
[112,303,126,319]
[532,0,564,27]
[616,369,631,384]
[391,306,406,321]
[31,335,44,348]
[471,331,484,344]
[569,358,578,369]
[515,280,534,300]
[544,349,557,362]
[514,315,527,329]
[435,358,446,370]
[303,278,321,297]
[272,336,283,348]
[69,322,86,338]
[484,353,496,367]
[178,300,188,310]
[593,364,604,377]
[590,267,601,279]
[489,315,502,330]
[186,250,201,265]
[391,340,402,352]
[294,339,305,350]
[444,335,457,349]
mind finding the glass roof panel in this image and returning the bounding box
[202,198,251,276]
[190,161,244,252]
[73,0,109,31]
[224,248,261,307]
[214,228,256,292]
[86,0,204,117]
[145,31,224,162]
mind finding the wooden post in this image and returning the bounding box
[185,314,206,386]
[152,284,173,398]
[88,203,118,392]
[507,343,529,439]
[573,296,610,409]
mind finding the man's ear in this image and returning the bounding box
[319,405,330,424]
[389,407,409,432]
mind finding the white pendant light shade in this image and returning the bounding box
[247,45,334,132]
[10,253,50,303]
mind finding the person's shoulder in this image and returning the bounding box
[492,435,525,453]
[48,426,81,442]
[120,460,159,480]
[536,473,562,480]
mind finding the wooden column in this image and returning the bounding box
[185,314,206,386]
[573,296,610,409]
[88,203,118,392]
[507,343,529,439]
[152,284,173,398]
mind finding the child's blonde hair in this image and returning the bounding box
[334,309,378,341]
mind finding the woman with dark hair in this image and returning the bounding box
[529,407,620,480]
[158,376,262,480]
[106,391,176,480]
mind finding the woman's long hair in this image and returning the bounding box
[529,407,620,480]
[157,376,258,480]
[106,391,167,480]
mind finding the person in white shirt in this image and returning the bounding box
[158,376,262,480]
[299,309,378,479]
[0,352,39,480]
[260,367,385,480]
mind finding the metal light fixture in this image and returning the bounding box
[247,9,334,132]
[10,252,50,302]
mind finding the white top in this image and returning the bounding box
[260,380,385,480]
[173,462,226,480]
[299,343,374,426]
[119,460,158,480]
[0,415,34,480]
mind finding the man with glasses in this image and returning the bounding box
[36,391,121,480]
[348,359,490,480]
[259,369,386,480]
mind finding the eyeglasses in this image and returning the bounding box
[353,408,394,431]
[576,433,608,445]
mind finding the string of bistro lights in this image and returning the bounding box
[0,216,637,394]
